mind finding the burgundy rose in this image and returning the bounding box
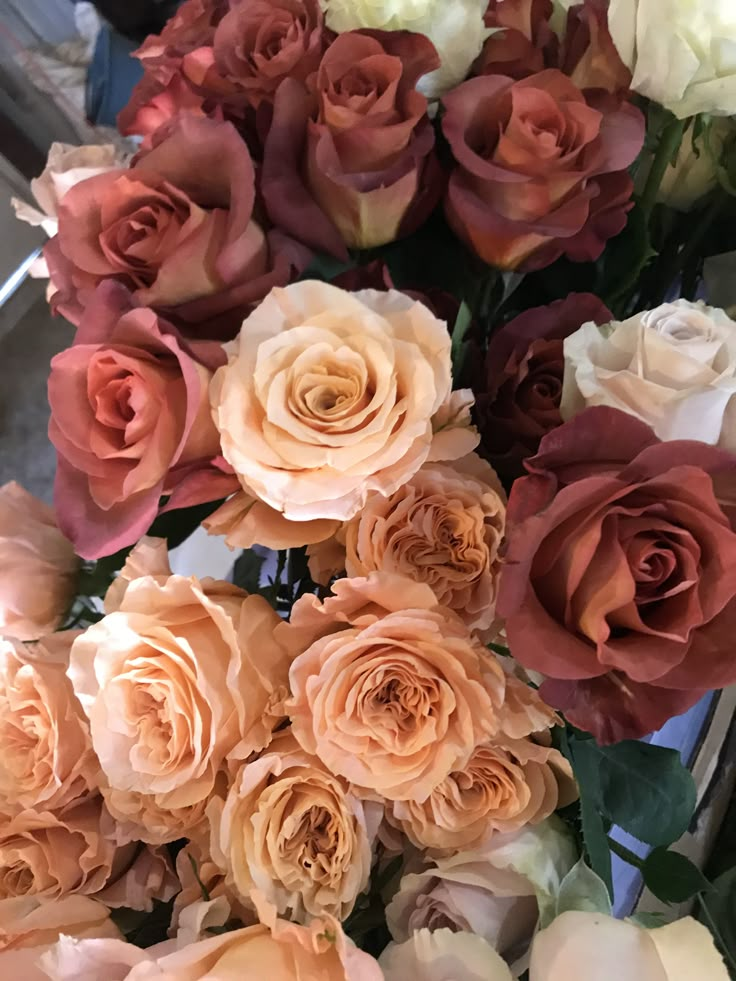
[497,407,736,742]
[441,70,644,271]
[262,30,442,255]
[48,282,235,560]
[477,293,612,484]
[478,0,558,80]
[45,115,306,340]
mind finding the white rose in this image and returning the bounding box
[608,0,736,118]
[317,0,491,98]
[653,120,731,211]
[380,928,513,981]
[561,300,736,449]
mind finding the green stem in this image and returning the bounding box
[640,117,687,220]
[608,837,645,871]
[698,895,736,977]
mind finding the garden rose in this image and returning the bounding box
[211,281,466,524]
[529,911,729,981]
[0,484,78,641]
[380,928,513,981]
[497,406,736,742]
[560,300,736,451]
[0,634,98,813]
[263,31,440,254]
[69,558,290,810]
[318,0,491,98]
[209,731,375,921]
[442,70,645,271]
[476,294,612,483]
[49,282,225,560]
[284,573,507,801]
[45,115,302,339]
[171,841,253,936]
[608,0,736,118]
[308,454,506,635]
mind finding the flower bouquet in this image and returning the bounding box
[4,0,736,978]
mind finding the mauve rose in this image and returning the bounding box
[476,293,612,484]
[118,73,214,150]
[44,115,305,340]
[442,70,644,271]
[497,406,736,742]
[48,282,225,560]
[262,30,441,254]
[559,0,632,96]
[478,0,558,80]
[133,0,228,83]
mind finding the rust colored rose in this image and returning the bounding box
[476,293,612,484]
[132,0,228,84]
[441,70,644,271]
[559,0,632,96]
[262,30,441,255]
[497,406,736,742]
[45,115,305,339]
[478,0,558,80]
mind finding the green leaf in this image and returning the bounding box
[301,252,355,282]
[596,203,656,311]
[698,867,736,974]
[565,736,613,896]
[450,300,473,377]
[231,549,265,594]
[643,848,712,904]
[556,858,612,917]
[575,740,696,849]
[148,499,225,550]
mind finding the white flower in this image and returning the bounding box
[317,0,491,98]
[608,0,736,118]
[561,299,736,450]
[652,120,732,212]
[380,928,514,981]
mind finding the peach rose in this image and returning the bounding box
[380,928,513,981]
[211,281,470,524]
[0,483,78,641]
[209,730,375,921]
[42,892,383,981]
[69,552,290,814]
[0,895,121,981]
[284,573,507,801]
[102,784,212,847]
[0,634,98,813]
[528,911,730,981]
[204,490,340,551]
[308,453,505,635]
[171,840,254,937]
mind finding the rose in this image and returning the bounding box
[42,894,383,981]
[558,0,631,95]
[44,115,303,340]
[387,819,576,955]
[380,928,514,981]
[117,73,213,150]
[133,0,227,81]
[441,70,645,271]
[529,911,729,981]
[475,294,612,484]
[0,635,98,813]
[638,121,733,213]
[262,31,441,255]
[497,406,736,742]
[101,784,214,847]
[171,841,254,936]
[560,300,736,451]
[478,0,558,80]
[0,484,78,642]
[208,731,375,921]
[69,542,290,811]
[317,0,491,98]
[211,281,472,524]
[48,282,226,560]
[0,896,121,981]
[307,454,506,636]
[608,0,736,118]
[283,573,507,801]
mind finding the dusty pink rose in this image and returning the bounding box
[209,730,375,921]
[48,282,225,560]
[263,30,441,254]
[308,453,506,635]
[44,115,305,340]
[442,70,644,271]
[283,573,507,801]
[0,634,98,814]
[133,0,228,81]
[478,0,558,80]
[118,72,215,150]
[559,0,632,96]
[0,483,78,641]
[211,281,470,525]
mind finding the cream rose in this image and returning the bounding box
[308,453,506,635]
[561,300,736,449]
[0,634,98,813]
[380,928,513,981]
[69,554,290,815]
[318,0,491,98]
[0,483,79,641]
[528,910,730,981]
[284,573,507,801]
[387,819,577,955]
[608,0,736,118]
[209,731,375,922]
[654,120,732,212]
[211,282,470,525]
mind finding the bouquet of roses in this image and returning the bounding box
[4,0,736,977]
